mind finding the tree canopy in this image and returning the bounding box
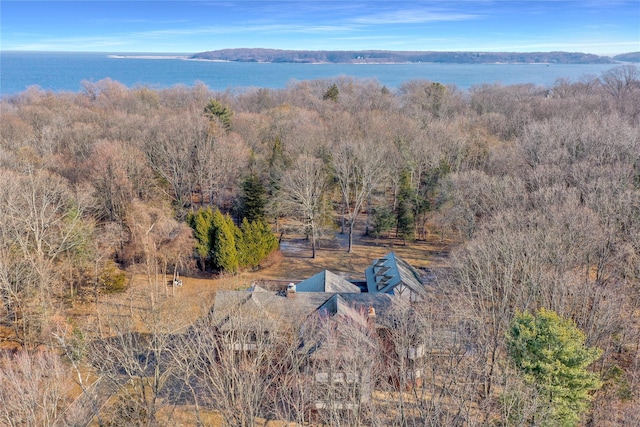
[507,308,602,426]
[187,207,278,273]
[204,98,233,132]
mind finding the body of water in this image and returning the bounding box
[0,51,619,96]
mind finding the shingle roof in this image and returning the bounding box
[296,270,361,293]
[212,289,333,331]
[365,252,425,296]
[211,253,426,333]
[317,294,368,327]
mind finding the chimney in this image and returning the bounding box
[286,282,296,298]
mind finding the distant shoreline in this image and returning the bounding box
[108,54,190,60]
[187,48,624,65]
[106,49,627,65]
[107,55,577,66]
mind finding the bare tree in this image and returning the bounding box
[87,293,190,426]
[298,308,379,427]
[121,200,194,303]
[0,167,89,347]
[371,288,482,427]
[89,140,155,224]
[331,139,388,252]
[441,170,527,238]
[142,111,211,208]
[177,294,299,427]
[279,153,330,258]
[195,130,249,209]
[0,350,69,427]
[600,65,639,100]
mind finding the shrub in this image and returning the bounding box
[100,261,127,293]
[210,210,239,273]
[237,219,279,269]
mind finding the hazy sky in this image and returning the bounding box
[2,1,639,54]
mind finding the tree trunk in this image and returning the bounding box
[172,264,178,297]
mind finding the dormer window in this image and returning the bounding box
[374,266,390,276]
[374,258,388,267]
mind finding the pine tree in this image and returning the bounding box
[396,170,415,243]
[236,218,279,269]
[203,99,233,132]
[507,308,602,427]
[323,83,339,102]
[428,82,447,118]
[210,209,239,273]
[268,137,288,182]
[186,207,214,271]
[266,137,291,231]
[371,206,396,238]
[240,174,266,224]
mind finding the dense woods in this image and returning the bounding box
[0,65,639,425]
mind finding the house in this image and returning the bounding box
[209,252,436,414]
[295,269,361,293]
[365,252,427,300]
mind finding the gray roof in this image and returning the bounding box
[211,290,398,333]
[301,294,378,360]
[317,294,368,327]
[340,293,395,319]
[211,290,279,332]
[211,252,426,334]
[296,270,361,293]
[212,289,332,332]
[365,252,425,296]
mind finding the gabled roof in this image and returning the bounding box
[364,252,425,296]
[211,290,279,331]
[212,289,334,331]
[317,294,367,327]
[340,293,395,319]
[296,270,361,293]
[210,253,426,335]
[247,284,269,292]
[301,294,377,360]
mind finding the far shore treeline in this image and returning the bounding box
[190,48,639,64]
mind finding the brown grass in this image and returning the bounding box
[261,234,450,280]
[67,224,455,426]
[88,226,454,329]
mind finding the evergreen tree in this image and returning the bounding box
[268,137,288,184]
[419,158,450,210]
[428,82,447,118]
[267,138,292,196]
[240,174,266,223]
[186,207,214,271]
[236,218,279,269]
[188,205,277,273]
[323,83,339,102]
[507,308,602,427]
[396,170,415,243]
[203,99,233,132]
[266,137,290,231]
[371,206,396,238]
[210,209,239,273]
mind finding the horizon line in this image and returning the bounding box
[2,48,638,57]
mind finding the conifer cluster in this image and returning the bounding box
[187,207,277,273]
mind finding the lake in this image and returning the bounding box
[0,51,619,96]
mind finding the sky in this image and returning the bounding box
[1,1,639,55]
